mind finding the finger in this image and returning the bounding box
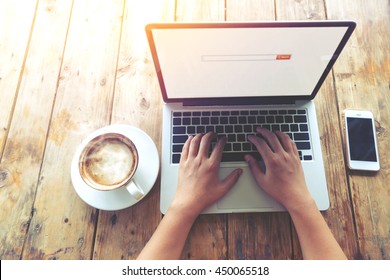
[248,134,273,161]
[209,136,227,163]
[198,132,216,157]
[256,127,283,153]
[180,135,193,162]
[291,140,300,159]
[274,131,293,152]
[188,133,203,158]
[220,168,243,192]
[245,155,265,184]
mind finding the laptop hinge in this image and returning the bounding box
[183,98,297,107]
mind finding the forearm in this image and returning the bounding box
[288,200,347,260]
[137,206,197,260]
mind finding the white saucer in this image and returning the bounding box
[71,124,160,211]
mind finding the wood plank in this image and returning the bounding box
[226,0,275,21]
[0,0,37,156]
[176,0,225,21]
[225,0,294,260]
[0,0,71,260]
[275,0,359,259]
[174,0,228,260]
[22,0,124,259]
[325,0,390,259]
[93,0,175,260]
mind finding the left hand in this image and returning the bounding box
[169,132,243,219]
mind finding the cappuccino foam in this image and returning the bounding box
[83,138,137,188]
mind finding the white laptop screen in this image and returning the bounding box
[147,22,355,103]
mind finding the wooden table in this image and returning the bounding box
[0,0,389,260]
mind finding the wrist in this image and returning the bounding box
[167,199,200,224]
[285,197,318,216]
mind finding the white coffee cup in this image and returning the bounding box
[79,132,144,200]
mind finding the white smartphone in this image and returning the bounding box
[344,109,380,171]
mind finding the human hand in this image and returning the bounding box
[170,132,243,219]
[245,128,314,212]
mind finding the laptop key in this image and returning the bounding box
[173,126,186,134]
[281,124,289,132]
[187,126,195,134]
[294,115,307,123]
[224,143,232,152]
[295,141,311,150]
[192,117,200,125]
[294,133,310,141]
[229,116,238,124]
[173,118,181,125]
[172,154,181,164]
[248,116,256,124]
[216,125,224,133]
[257,116,266,123]
[238,116,247,124]
[244,125,252,133]
[173,135,188,143]
[233,143,241,151]
[303,155,313,160]
[266,116,275,123]
[211,117,219,124]
[228,134,236,142]
[234,125,243,133]
[271,124,280,131]
[220,117,228,124]
[196,126,205,133]
[290,124,299,131]
[237,134,246,142]
[300,124,308,131]
[275,116,284,123]
[285,115,293,123]
[172,144,183,153]
[201,117,209,125]
[225,125,233,133]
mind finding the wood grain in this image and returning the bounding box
[93,0,175,260]
[0,0,71,260]
[0,0,37,156]
[325,0,390,259]
[176,0,225,22]
[22,0,124,259]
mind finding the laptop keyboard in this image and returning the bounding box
[171,109,313,164]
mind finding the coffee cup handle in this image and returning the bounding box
[126,180,144,201]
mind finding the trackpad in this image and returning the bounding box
[217,167,280,210]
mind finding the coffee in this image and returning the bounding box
[79,133,138,191]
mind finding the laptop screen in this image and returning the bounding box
[146,22,355,104]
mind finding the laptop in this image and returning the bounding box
[145,21,356,214]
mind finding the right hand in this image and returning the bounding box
[245,128,314,212]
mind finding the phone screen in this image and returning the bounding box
[347,117,377,162]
